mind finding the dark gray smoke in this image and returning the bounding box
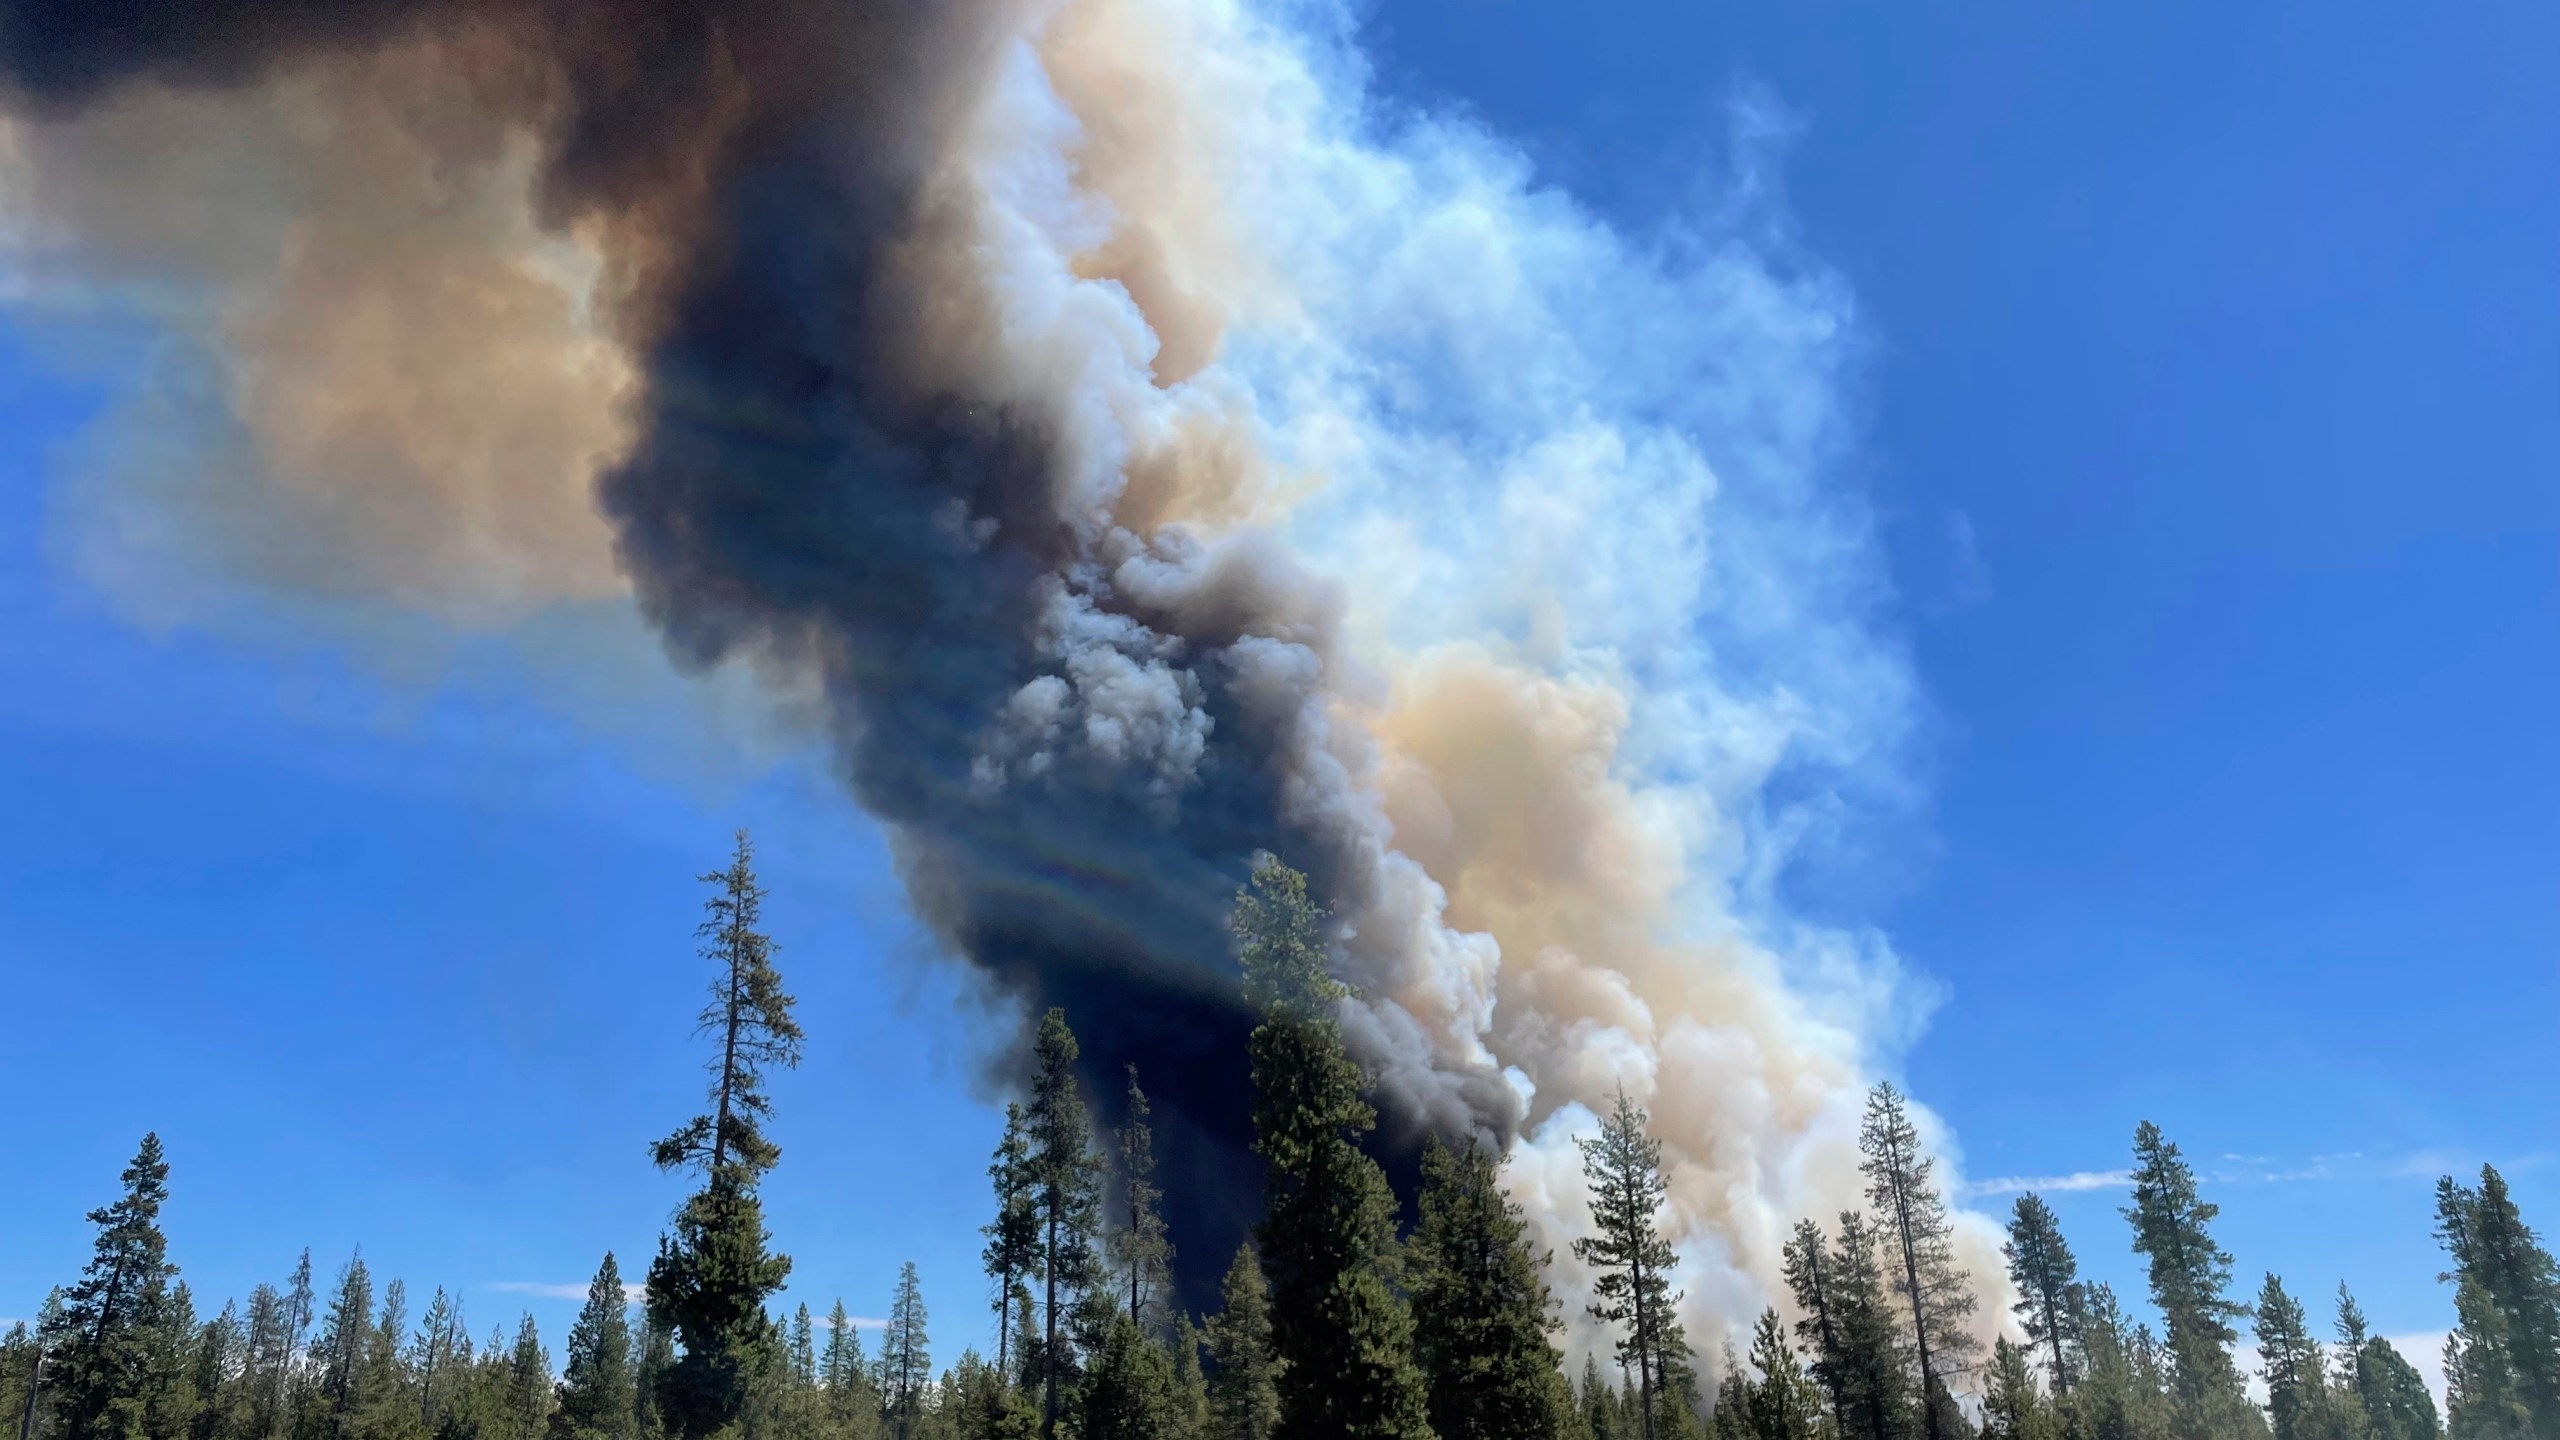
[0,0,1522,1301]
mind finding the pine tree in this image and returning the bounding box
[646,833,800,1440]
[2436,1168,2560,1440]
[1023,1011,1105,1440]
[2335,1291,2439,1440]
[1781,1220,1855,1440]
[308,1256,375,1440]
[819,1303,879,1440]
[146,1283,202,1440]
[882,1265,930,1440]
[1574,1091,1687,1440]
[504,1320,551,1440]
[1714,1349,1753,1440]
[2076,1285,2169,1440]
[2003,1195,2085,1400]
[354,1281,414,1440]
[47,1134,184,1440]
[2254,1276,2337,1440]
[2122,1123,2255,1439]
[1857,1085,1978,1440]
[1167,1315,1209,1440]
[412,1291,464,1440]
[1980,1339,2054,1440]
[1204,1246,1278,1440]
[1407,1136,1567,1440]
[1829,1214,1916,1440]
[193,1301,247,1440]
[1075,1319,1177,1440]
[981,1109,1041,1385]
[1110,1070,1172,1333]
[1235,858,1432,1440]
[629,1323,672,1440]
[550,1257,634,1440]
[1743,1310,1821,1440]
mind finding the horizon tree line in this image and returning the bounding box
[10,835,2554,1440]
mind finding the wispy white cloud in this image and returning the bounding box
[487,1281,646,1305]
[1964,1169,2133,1198]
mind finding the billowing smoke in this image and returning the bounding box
[1,0,2006,1353]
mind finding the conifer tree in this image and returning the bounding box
[1076,1319,1178,1440]
[882,1265,930,1440]
[504,1320,551,1440]
[1023,1011,1105,1439]
[356,1280,413,1440]
[2076,1284,2169,1440]
[1407,1136,1567,1440]
[1575,1091,1687,1440]
[550,1257,634,1440]
[1827,1214,1915,1440]
[1743,1310,1821,1440]
[1857,1085,1978,1440]
[2003,1195,2084,1399]
[2122,1123,2254,1439]
[2253,1276,2338,1440]
[1166,1315,1209,1440]
[818,1303,879,1440]
[1714,1350,1752,1440]
[1203,1246,1278,1440]
[193,1302,247,1440]
[1780,1221,1854,1440]
[645,833,801,1440]
[1980,1340,2053,1440]
[47,1134,183,1440]
[307,1256,376,1440]
[2436,1168,2560,1440]
[1110,1070,1172,1333]
[2334,1291,2439,1440]
[981,1109,1041,1384]
[1234,858,1432,1440]
[628,1322,672,1440]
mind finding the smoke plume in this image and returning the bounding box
[1,0,2006,1352]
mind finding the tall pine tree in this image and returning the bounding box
[1204,1246,1278,1440]
[982,1107,1041,1384]
[880,1265,929,1440]
[2436,1167,2560,1440]
[1407,1136,1569,1440]
[1110,1069,1171,1333]
[645,833,801,1440]
[1235,858,1431,1440]
[2002,1195,2084,1400]
[550,1257,634,1440]
[2123,1123,2256,1440]
[46,1135,183,1440]
[1024,1011,1105,1439]
[1574,1091,1687,1440]
[2335,1290,2439,1440]
[1857,1085,1978,1440]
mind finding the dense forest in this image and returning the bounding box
[10,837,2556,1440]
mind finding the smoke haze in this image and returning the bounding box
[0,0,2010,1355]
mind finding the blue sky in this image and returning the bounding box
[4,0,2553,1383]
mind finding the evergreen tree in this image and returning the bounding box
[629,1323,672,1440]
[645,833,801,1440]
[145,1284,202,1440]
[2076,1285,2169,1440]
[1023,1011,1105,1440]
[2436,1168,2560,1440]
[242,1282,292,1440]
[354,1281,413,1440]
[2003,1196,2085,1400]
[1075,1319,1177,1440]
[2254,1276,2338,1440]
[1857,1085,1978,1440]
[2335,1291,2439,1440]
[47,1134,183,1440]
[1780,1221,1854,1440]
[1714,1349,1752,1440]
[504,1320,550,1440]
[1235,858,1432,1440]
[551,1257,635,1440]
[1828,1214,1916,1440]
[1980,1339,2054,1440]
[1574,1091,1687,1440]
[1408,1136,1567,1440]
[1204,1246,1279,1440]
[1743,1310,1821,1440]
[411,1290,465,1440]
[1110,1070,1172,1333]
[981,1109,1041,1385]
[882,1265,930,1440]
[1166,1315,1209,1440]
[192,1301,247,1440]
[308,1256,374,1440]
[2122,1123,2255,1439]
[818,1304,878,1440]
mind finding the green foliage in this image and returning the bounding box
[1981,1338,2056,1440]
[1205,1246,1280,1440]
[2003,1195,2085,1399]
[1024,1011,1105,1438]
[1858,1084,1978,1440]
[652,833,804,1187]
[1408,1136,1568,1440]
[882,1264,931,1440]
[46,1133,187,1440]
[2122,1123,2258,1440]
[1075,1318,1179,1440]
[981,1108,1041,1385]
[1741,1310,1822,1440]
[1236,858,1431,1440]
[551,1257,636,1440]
[2336,1291,2439,1440]
[1575,1091,1688,1440]
[1111,1069,1173,1334]
[2252,1275,2348,1440]
[2436,1168,2560,1440]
